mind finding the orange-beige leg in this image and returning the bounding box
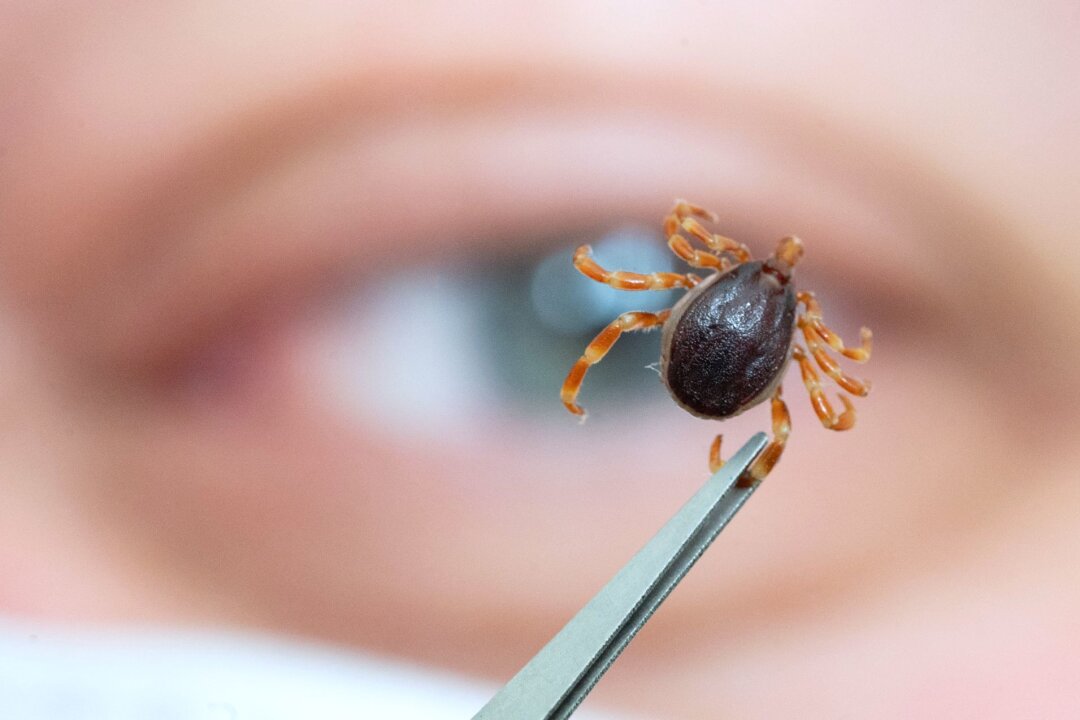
[678,216,752,263]
[665,199,752,262]
[562,310,671,419]
[573,245,700,291]
[797,291,873,362]
[798,317,871,397]
[792,345,856,430]
[663,201,732,271]
[666,232,731,272]
[709,385,791,487]
[664,199,719,230]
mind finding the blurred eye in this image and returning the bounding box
[308,226,682,437]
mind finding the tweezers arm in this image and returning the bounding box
[474,432,768,720]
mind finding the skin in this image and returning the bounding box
[1,2,1079,718]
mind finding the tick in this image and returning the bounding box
[561,200,873,485]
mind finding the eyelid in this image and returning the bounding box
[4,76,961,380]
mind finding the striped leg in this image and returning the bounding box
[709,385,791,486]
[792,346,856,430]
[798,317,871,396]
[797,291,872,362]
[664,199,751,270]
[679,217,751,263]
[664,200,731,271]
[574,245,700,290]
[562,310,671,420]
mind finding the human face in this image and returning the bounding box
[1,3,1077,717]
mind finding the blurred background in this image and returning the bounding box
[1,2,1078,718]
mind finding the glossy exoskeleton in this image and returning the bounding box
[561,200,873,485]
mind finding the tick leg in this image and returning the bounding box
[709,385,791,486]
[797,291,873,362]
[573,245,699,290]
[666,232,730,271]
[666,199,719,226]
[798,317,871,396]
[708,435,725,474]
[663,200,732,271]
[745,386,792,485]
[562,310,671,419]
[680,217,751,263]
[792,345,856,430]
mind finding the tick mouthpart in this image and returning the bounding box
[774,235,804,267]
[763,235,804,281]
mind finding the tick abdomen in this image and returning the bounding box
[561,202,871,482]
[660,261,797,419]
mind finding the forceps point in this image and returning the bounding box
[474,432,768,719]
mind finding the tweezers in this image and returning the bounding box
[473,431,768,719]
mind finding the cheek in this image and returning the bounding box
[83,288,1018,677]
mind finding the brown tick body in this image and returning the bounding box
[660,260,797,420]
[561,200,873,485]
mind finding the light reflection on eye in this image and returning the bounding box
[312,226,682,436]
